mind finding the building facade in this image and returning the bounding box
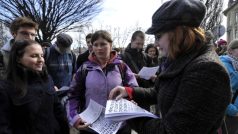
[224,0,238,43]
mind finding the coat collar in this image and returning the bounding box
[85,51,121,71]
[159,45,211,78]
[125,43,143,54]
[88,50,118,65]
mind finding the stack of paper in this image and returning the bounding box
[79,99,122,134]
[79,99,158,134]
[105,99,158,122]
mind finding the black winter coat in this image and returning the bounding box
[122,44,149,74]
[122,44,152,88]
[129,46,231,134]
[122,44,153,109]
[0,74,69,134]
[76,50,90,69]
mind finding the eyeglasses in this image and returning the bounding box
[154,33,163,41]
[19,31,37,37]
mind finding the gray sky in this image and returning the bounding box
[91,0,162,30]
[70,0,229,48]
[91,0,228,38]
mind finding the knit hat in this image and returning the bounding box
[217,39,227,46]
[56,33,73,48]
[146,0,206,34]
[228,39,238,50]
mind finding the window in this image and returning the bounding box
[228,14,232,26]
[235,28,238,38]
[236,12,238,23]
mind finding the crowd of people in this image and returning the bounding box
[0,0,236,134]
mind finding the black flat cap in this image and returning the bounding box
[146,0,206,34]
[56,33,73,47]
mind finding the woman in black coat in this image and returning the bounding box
[0,40,69,134]
[145,44,160,67]
[109,0,231,134]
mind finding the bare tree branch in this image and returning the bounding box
[200,0,223,33]
[0,0,102,42]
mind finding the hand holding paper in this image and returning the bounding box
[78,99,158,134]
[74,117,90,130]
[105,99,159,122]
[138,66,159,80]
[79,99,122,134]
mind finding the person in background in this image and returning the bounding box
[122,31,155,110]
[109,0,231,133]
[144,44,161,114]
[216,39,227,56]
[113,47,121,54]
[122,30,152,86]
[145,44,160,67]
[220,39,238,134]
[205,30,215,45]
[0,40,69,134]
[76,33,93,69]
[45,33,76,89]
[0,17,38,79]
[67,30,138,134]
[205,30,217,53]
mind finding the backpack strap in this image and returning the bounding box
[78,63,88,112]
[117,60,127,86]
[67,63,88,113]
